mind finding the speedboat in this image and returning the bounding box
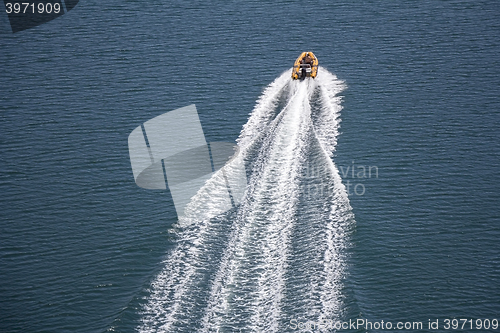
[292,52,318,80]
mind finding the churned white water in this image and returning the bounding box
[139,68,354,333]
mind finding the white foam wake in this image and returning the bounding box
[138,67,354,333]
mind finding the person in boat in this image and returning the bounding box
[304,53,313,65]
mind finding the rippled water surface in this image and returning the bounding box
[1,1,499,332]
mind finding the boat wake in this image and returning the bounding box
[139,67,355,333]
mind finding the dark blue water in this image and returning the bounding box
[1,1,499,332]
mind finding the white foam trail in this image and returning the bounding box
[313,68,353,326]
[138,71,292,333]
[313,67,347,156]
[200,80,315,332]
[237,70,291,151]
[138,67,354,333]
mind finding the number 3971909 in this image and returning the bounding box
[5,2,62,14]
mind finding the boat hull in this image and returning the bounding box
[292,51,318,80]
